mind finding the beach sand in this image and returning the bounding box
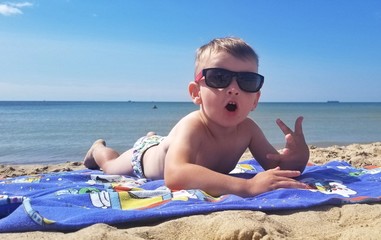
[1,142,381,239]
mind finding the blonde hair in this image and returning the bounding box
[195,37,259,75]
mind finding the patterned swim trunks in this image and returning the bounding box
[131,135,165,178]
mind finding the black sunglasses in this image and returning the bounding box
[195,68,264,93]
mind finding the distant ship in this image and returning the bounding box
[327,100,340,103]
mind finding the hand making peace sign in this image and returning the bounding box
[266,116,310,172]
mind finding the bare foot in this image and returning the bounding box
[146,131,156,137]
[83,139,106,169]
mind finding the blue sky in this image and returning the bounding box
[1,1,380,102]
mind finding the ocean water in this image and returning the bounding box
[0,101,380,165]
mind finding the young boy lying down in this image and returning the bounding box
[84,37,310,197]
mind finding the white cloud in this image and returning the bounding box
[0,2,32,16]
[11,2,32,8]
[0,4,22,15]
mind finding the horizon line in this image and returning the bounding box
[1,100,380,104]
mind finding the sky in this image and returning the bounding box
[0,0,380,102]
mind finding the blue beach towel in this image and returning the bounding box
[1,159,381,232]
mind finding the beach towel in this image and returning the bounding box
[1,159,381,232]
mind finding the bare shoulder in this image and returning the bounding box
[166,111,206,145]
[168,111,203,133]
[238,118,262,135]
[164,111,209,165]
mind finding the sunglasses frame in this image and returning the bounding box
[195,68,264,93]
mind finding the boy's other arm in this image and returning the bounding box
[164,136,306,197]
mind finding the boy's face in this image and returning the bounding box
[190,51,261,127]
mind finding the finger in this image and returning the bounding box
[266,153,281,161]
[294,116,304,135]
[285,134,296,147]
[276,118,293,135]
[270,166,281,171]
[281,147,291,155]
[274,180,308,190]
[273,169,301,178]
[267,147,292,161]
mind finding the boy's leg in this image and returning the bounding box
[100,149,134,175]
[104,132,158,176]
[83,139,109,169]
[83,139,134,175]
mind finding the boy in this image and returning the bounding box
[84,37,309,197]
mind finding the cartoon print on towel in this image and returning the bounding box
[229,163,258,174]
[84,174,227,210]
[348,166,381,177]
[2,175,42,184]
[56,187,100,196]
[23,197,56,226]
[302,178,356,197]
[89,187,226,210]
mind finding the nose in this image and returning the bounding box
[227,78,239,96]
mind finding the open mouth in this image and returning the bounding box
[225,102,237,112]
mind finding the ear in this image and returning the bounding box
[188,82,202,105]
[251,91,261,111]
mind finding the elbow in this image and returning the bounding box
[298,165,307,173]
[165,179,180,191]
[295,157,309,173]
[164,169,187,191]
[299,153,310,173]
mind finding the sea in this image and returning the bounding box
[1,101,380,165]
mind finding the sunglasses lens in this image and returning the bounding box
[237,73,263,92]
[204,69,232,88]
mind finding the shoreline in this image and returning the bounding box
[2,140,377,166]
[1,142,381,239]
[1,142,381,179]
[1,140,378,166]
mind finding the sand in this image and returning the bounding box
[1,142,381,239]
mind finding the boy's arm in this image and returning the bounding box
[165,152,306,197]
[164,132,306,197]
